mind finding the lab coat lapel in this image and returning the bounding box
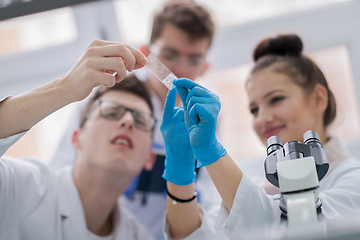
[56,166,88,240]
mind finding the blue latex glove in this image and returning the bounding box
[161,86,196,185]
[174,78,227,168]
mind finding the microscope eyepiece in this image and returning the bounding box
[266,135,283,156]
[303,130,323,148]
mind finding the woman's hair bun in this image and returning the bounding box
[253,34,303,62]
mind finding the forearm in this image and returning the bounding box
[166,182,202,239]
[0,40,147,139]
[205,153,243,211]
[0,75,73,138]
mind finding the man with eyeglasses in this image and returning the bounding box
[0,40,157,239]
[120,1,220,239]
[48,1,219,239]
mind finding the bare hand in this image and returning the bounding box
[63,40,147,102]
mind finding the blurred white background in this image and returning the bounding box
[1,0,360,164]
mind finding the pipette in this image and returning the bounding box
[145,53,177,90]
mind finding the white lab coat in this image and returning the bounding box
[0,132,154,240]
[163,137,360,239]
[48,72,222,240]
[120,75,222,240]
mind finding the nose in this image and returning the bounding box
[117,110,135,130]
[256,107,274,126]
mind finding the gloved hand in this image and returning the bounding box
[174,78,227,168]
[161,86,196,185]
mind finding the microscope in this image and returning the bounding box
[264,130,329,227]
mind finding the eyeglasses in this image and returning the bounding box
[81,100,156,132]
[149,44,206,67]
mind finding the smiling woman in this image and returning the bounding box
[246,34,335,145]
[162,33,360,240]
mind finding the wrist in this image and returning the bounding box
[195,141,227,168]
[167,182,196,198]
[60,72,93,102]
[162,154,197,185]
[162,167,196,185]
[166,187,197,205]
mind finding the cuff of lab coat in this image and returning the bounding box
[0,95,28,156]
[0,96,11,103]
[0,131,28,157]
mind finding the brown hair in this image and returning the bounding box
[250,34,336,128]
[79,74,153,128]
[150,0,215,47]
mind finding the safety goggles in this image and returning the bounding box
[149,44,206,67]
[81,100,156,132]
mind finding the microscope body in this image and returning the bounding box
[264,130,329,226]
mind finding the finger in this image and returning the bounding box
[93,45,136,72]
[173,78,202,91]
[183,103,193,128]
[86,57,127,75]
[173,108,185,122]
[188,104,201,125]
[163,87,178,117]
[187,96,213,112]
[176,86,189,111]
[189,103,219,126]
[125,45,147,70]
[114,67,128,83]
[85,69,117,88]
[186,86,210,104]
[87,44,146,72]
[88,39,120,48]
[102,58,127,81]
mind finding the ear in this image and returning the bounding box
[143,150,156,171]
[312,83,328,115]
[71,129,82,150]
[140,45,150,57]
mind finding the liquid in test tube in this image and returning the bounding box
[145,54,177,90]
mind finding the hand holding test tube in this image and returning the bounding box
[145,54,177,90]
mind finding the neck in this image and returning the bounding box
[73,159,133,236]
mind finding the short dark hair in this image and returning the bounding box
[250,33,336,128]
[150,0,215,47]
[79,74,153,128]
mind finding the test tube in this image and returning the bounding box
[145,53,177,90]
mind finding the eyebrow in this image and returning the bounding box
[263,89,285,99]
[249,89,285,107]
[161,47,204,58]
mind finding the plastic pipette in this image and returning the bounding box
[145,53,177,90]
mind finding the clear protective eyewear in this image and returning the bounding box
[149,44,206,67]
[81,100,156,132]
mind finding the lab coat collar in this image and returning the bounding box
[324,136,350,175]
[56,166,88,239]
[56,166,122,239]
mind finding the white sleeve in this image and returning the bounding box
[0,131,27,157]
[0,96,29,157]
[217,174,280,230]
[163,174,281,239]
[0,157,55,232]
[319,158,360,219]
